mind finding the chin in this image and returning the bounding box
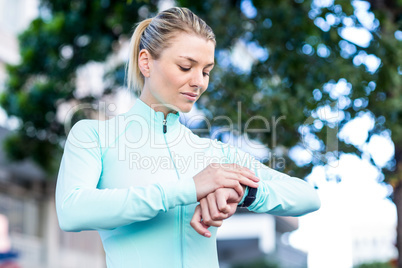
[177,103,195,113]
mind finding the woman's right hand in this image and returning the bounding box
[190,187,242,237]
[192,163,259,201]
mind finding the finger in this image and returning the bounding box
[207,193,228,220]
[220,180,244,197]
[226,172,259,189]
[226,187,243,203]
[239,169,259,182]
[190,205,211,238]
[223,164,256,177]
[201,198,223,227]
[228,167,259,182]
[226,202,238,217]
[190,205,208,235]
[215,190,231,214]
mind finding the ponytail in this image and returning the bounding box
[126,18,152,94]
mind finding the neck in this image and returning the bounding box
[139,95,178,120]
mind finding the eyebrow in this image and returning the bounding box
[179,56,214,68]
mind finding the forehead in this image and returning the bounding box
[160,32,215,64]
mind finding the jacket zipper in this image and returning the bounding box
[163,119,167,134]
[163,119,184,268]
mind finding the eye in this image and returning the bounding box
[179,66,190,72]
[203,72,210,77]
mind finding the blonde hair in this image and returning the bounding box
[126,7,216,93]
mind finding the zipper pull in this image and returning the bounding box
[163,119,167,134]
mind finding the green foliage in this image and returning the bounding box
[0,0,159,175]
[177,0,402,178]
[355,261,395,268]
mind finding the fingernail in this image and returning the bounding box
[204,232,211,238]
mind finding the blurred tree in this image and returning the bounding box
[0,0,159,174]
[1,0,402,264]
[356,261,395,268]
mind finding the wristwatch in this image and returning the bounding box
[239,187,257,208]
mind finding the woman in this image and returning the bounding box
[55,7,320,268]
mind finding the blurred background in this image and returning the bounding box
[0,0,401,267]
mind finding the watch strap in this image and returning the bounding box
[239,187,257,208]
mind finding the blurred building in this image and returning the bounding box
[217,213,307,268]
[350,217,397,266]
[0,126,106,268]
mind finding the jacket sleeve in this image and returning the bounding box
[220,142,321,216]
[55,120,197,232]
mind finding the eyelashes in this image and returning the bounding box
[179,66,210,76]
[179,66,190,71]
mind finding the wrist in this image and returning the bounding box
[238,186,257,208]
[238,186,249,204]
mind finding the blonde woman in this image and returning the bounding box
[56,7,320,268]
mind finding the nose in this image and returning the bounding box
[189,70,205,90]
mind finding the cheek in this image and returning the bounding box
[153,62,175,85]
[163,68,185,87]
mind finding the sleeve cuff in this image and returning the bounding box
[159,178,197,209]
[238,186,249,206]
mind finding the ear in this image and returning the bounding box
[138,49,152,78]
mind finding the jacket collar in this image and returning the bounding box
[125,98,181,133]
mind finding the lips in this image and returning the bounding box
[181,92,198,101]
[181,92,198,98]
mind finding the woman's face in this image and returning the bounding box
[139,32,215,116]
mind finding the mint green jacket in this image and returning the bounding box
[55,99,320,268]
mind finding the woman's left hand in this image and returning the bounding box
[190,187,242,237]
